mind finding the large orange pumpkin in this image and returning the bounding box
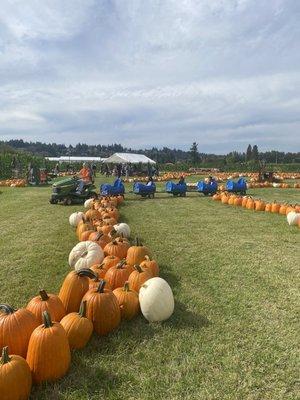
[26,311,71,384]
[0,304,39,358]
[83,280,121,336]
[58,269,97,313]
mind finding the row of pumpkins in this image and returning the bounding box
[212,192,300,227]
[123,171,190,183]
[0,195,174,399]
[0,179,27,187]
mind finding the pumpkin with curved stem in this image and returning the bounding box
[104,260,134,290]
[26,311,71,384]
[0,346,32,400]
[140,255,159,277]
[0,304,39,358]
[126,238,150,266]
[139,277,174,322]
[27,290,66,324]
[279,204,288,215]
[104,240,128,259]
[88,231,110,249]
[89,277,112,291]
[60,301,93,349]
[59,269,97,313]
[113,282,139,320]
[83,280,120,336]
[128,265,152,293]
[69,241,104,271]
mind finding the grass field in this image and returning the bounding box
[0,177,299,400]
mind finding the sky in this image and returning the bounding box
[0,0,299,153]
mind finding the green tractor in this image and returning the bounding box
[49,176,97,205]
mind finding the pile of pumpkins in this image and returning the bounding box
[0,195,174,399]
[124,172,191,183]
[0,178,27,187]
[212,192,300,228]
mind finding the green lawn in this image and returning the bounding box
[0,179,299,400]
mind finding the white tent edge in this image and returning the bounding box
[105,152,156,164]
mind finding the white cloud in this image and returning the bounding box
[0,0,299,152]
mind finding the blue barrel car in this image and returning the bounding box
[100,178,125,196]
[226,178,247,194]
[165,181,187,197]
[197,180,218,196]
[133,182,156,198]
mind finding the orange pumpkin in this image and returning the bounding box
[140,255,159,277]
[26,311,71,384]
[27,290,66,324]
[60,301,93,349]
[0,346,32,400]
[126,238,150,266]
[83,280,121,336]
[0,304,39,358]
[104,260,134,290]
[128,265,152,293]
[58,269,97,313]
[88,231,111,249]
[113,282,140,320]
[104,240,128,259]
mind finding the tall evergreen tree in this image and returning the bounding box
[246,144,252,161]
[190,142,199,164]
[252,145,259,161]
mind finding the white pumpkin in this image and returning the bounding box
[139,277,174,322]
[69,241,104,271]
[287,211,300,226]
[113,223,131,238]
[84,198,94,209]
[273,183,280,188]
[69,211,84,228]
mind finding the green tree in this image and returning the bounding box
[190,142,199,164]
[252,145,259,161]
[246,144,252,161]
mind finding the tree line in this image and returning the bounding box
[1,139,299,166]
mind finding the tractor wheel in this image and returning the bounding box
[63,197,72,206]
[90,192,98,199]
[49,198,58,204]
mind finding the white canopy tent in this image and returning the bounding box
[104,153,156,164]
[46,156,107,163]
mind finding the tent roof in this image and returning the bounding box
[105,153,156,164]
[46,156,107,162]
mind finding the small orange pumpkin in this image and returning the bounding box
[113,282,140,320]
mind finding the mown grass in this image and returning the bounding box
[0,178,299,400]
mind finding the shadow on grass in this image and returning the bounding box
[166,300,210,330]
[160,264,182,290]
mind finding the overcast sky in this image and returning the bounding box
[0,0,299,153]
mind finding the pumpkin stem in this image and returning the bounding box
[42,310,53,328]
[97,280,106,293]
[39,290,49,301]
[77,269,97,279]
[134,265,143,273]
[1,347,11,364]
[124,281,130,292]
[0,304,15,314]
[81,250,88,258]
[78,301,87,318]
[116,259,127,269]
